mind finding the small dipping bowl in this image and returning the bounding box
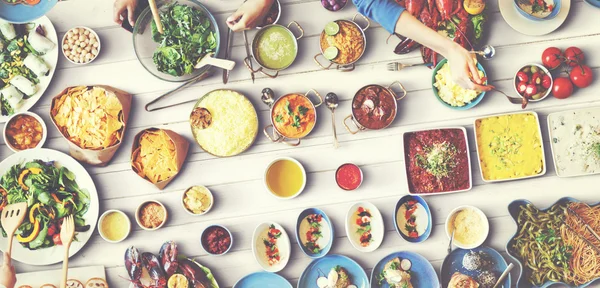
[201,224,233,256]
[3,111,47,153]
[264,157,307,200]
[256,0,281,29]
[335,163,363,191]
[182,185,214,216]
[98,209,131,243]
[61,26,101,65]
[445,205,489,249]
[135,200,168,231]
[514,63,553,102]
[321,0,348,11]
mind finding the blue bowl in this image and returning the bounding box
[296,208,334,259]
[513,0,562,20]
[441,246,511,288]
[394,195,432,243]
[233,272,292,288]
[299,254,369,288]
[506,197,600,288]
[371,251,440,288]
[431,58,486,110]
[0,0,57,23]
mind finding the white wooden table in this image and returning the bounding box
[6,0,600,286]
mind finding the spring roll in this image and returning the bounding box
[28,30,55,54]
[0,20,16,41]
[1,85,23,108]
[23,54,49,76]
[10,75,37,96]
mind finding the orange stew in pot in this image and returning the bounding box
[352,85,397,130]
[272,94,316,138]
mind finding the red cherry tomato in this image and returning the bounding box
[517,81,528,95]
[564,47,584,67]
[525,84,538,97]
[542,47,563,70]
[531,72,542,85]
[552,77,574,99]
[516,71,529,83]
[53,233,62,245]
[570,65,593,88]
[542,75,552,89]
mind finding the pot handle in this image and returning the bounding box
[314,53,334,70]
[244,56,279,78]
[352,13,370,31]
[343,114,362,135]
[305,88,324,108]
[388,81,408,101]
[264,125,282,143]
[337,63,355,72]
[287,21,304,40]
[282,138,301,146]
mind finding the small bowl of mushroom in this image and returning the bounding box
[61,26,101,65]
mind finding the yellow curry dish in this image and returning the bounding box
[320,20,365,65]
[475,112,545,181]
[271,94,316,139]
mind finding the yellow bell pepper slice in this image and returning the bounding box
[18,170,29,191]
[29,203,40,224]
[16,219,40,243]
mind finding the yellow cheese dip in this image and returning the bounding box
[100,211,129,242]
[449,208,485,247]
[475,113,544,181]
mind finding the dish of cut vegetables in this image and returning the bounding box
[0,149,98,266]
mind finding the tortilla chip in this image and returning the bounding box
[132,129,178,184]
[51,86,124,150]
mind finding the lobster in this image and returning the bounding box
[125,246,143,288]
[159,241,179,277]
[179,259,211,288]
[123,246,167,288]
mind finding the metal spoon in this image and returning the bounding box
[325,93,339,148]
[470,45,496,60]
[492,263,514,288]
[447,229,455,254]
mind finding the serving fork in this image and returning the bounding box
[386,62,430,71]
[60,215,75,288]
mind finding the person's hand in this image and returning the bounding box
[446,43,494,92]
[0,252,16,288]
[114,0,138,27]
[226,0,275,31]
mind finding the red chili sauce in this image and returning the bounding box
[336,163,363,190]
[202,226,231,254]
[404,129,470,194]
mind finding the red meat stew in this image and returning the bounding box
[351,85,397,130]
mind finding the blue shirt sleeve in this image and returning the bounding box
[352,0,406,34]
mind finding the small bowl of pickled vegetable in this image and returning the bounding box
[3,111,47,153]
[514,63,553,102]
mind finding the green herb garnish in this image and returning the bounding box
[275,115,283,123]
[298,105,309,116]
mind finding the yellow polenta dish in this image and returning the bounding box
[475,112,545,181]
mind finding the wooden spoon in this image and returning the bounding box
[148,0,164,34]
[0,202,28,257]
[195,52,236,71]
[60,215,75,288]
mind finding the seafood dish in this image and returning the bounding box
[4,112,45,151]
[320,20,365,65]
[317,266,358,288]
[446,206,489,249]
[0,160,90,250]
[296,208,333,258]
[298,255,368,288]
[433,60,486,108]
[376,257,414,287]
[404,128,471,194]
[507,198,600,287]
[0,20,56,116]
[345,202,384,252]
[190,90,258,157]
[475,112,545,182]
[548,107,600,177]
[271,93,317,139]
[252,222,291,272]
[351,85,397,130]
[150,3,217,77]
[125,242,219,288]
[371,251,440,287]
[392,0,486,65]
[441,247,511,288]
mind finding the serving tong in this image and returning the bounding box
[566,205,600,242]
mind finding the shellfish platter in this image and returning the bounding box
[15,265,106,287]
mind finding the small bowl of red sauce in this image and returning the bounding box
[335,163,363,191]
[201,224,233,256]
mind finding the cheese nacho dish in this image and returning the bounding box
[131,129,178,184]
[320,20,365,65]
[51,86,124,150]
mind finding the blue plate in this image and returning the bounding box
[296,208,334,259]
[513,0,562,20]
[506,197,600,288]
[370,251,439,288]
[394,195,432,243]
[441,246,511,288]
[233,272,292,288]
[431,59,486,110]
[0,0,57,24]
[584,0,600,8]
[298,254,369,288]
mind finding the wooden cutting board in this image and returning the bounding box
[15,265,106,287]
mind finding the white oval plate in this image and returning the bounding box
[345,202,384,252]
[0,16,59,123]
[498,0,571,36]
[252,222,291,272]
[0,149,99,265]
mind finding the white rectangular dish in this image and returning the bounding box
[547,107,600,178]
[473,111,546,183]
[16,265,106,287]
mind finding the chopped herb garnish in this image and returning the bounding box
[298,105,309,116]
[275,115,283,123]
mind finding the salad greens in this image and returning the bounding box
[151,3,217,77]
[0,160,90,250]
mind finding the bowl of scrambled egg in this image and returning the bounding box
[432,59,487,110]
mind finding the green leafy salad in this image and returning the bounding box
[0,160,90,250]
[151,3,217,77]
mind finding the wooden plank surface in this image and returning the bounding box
[5,0,600,287]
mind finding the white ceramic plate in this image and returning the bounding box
[251,222,291,272]
[16,265,105,287]
[498,0,571,36]
[345,202,384,253]
[0,149,99,265]
[0,16,59,123]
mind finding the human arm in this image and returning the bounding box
[226,0,275,31]
[0,253,16,288]
[113,0,139,26]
